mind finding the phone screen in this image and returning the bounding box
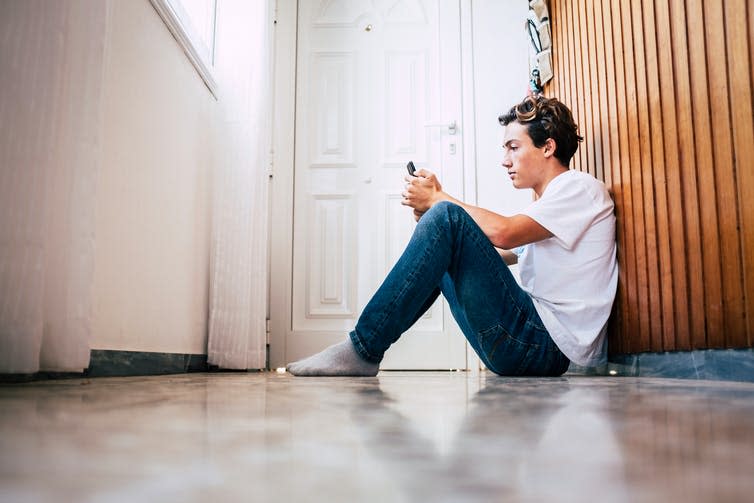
[406,161,416,176]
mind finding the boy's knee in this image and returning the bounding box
[416,202,471,236]
[432,200,457,211]
[425,200,462,219]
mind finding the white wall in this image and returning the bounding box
[469,0,532,214]
[91,0,216,355]
[1,0,267,366]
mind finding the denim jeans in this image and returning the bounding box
[349,201,570,376]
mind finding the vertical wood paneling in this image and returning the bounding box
[621,0,651,350]
[749,0,754,347]
[592,0,609,186]
[547,0,754,353]
[656,0,692,350]
[642,0,675,349]
[631,0,662,350]
[585,0,603,182]
[704,0,746,347]
[576,0,594,178]
[565,2,578,168]
[670,0,706,348]
[726,0,754,346]
[601,0,629,353]
[612,0,641,351]
[687,0,724,346]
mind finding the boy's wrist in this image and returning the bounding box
[431,192,449,207]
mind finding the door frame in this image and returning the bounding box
[269,0,297,369]
[268,0,481,371]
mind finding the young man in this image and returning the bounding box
[287,95,617,377]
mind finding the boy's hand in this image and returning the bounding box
[401,168,444,214]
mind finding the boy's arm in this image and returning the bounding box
[403,170,552,249]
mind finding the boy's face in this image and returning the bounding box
[501,121,549,195]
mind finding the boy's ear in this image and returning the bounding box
[543,138,557,158]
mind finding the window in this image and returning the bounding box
[150,0,218,96]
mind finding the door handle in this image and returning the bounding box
[423,120,457,135]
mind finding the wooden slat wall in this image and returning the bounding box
[546,0,754,354]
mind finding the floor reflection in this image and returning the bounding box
[1,373,753,502]
[350,376,627,502]
[604,379,754,502]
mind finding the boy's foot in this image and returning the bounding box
[286,340,379,377]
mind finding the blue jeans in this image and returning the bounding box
[349,201,570,376]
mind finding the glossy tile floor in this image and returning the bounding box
[1,372,754,502]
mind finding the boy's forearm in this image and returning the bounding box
[430,191,510,247]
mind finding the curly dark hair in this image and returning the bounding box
[498,95,583,167]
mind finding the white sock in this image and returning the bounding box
[286,340,379,377]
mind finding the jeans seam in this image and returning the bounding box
[479,324,507,362]
[478,325,532,376]
[515,343,536,375]
[369,219,444,342]
[451,205,547,357]
[466,225,530,322]
[448,206,529,324]
[483,324,541,351]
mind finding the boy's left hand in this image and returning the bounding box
[401,169,443,214]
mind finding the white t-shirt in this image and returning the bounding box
[515,169,618,366]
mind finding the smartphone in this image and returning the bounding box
[406,161,417,176]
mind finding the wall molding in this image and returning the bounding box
[149,0,218,97]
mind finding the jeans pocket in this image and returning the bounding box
[477,324,536,376]
[477,323,506,359]
[524,316,548,333]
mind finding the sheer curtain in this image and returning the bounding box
[0,1,107,374]
[207,0,272,369]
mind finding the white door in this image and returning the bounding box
[282,0,466,369]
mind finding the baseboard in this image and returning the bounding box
[607,348,754,383]
[568,348,754,383]
[5,348,752,383]
[0,350,209,382]
[87,349,208,377]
